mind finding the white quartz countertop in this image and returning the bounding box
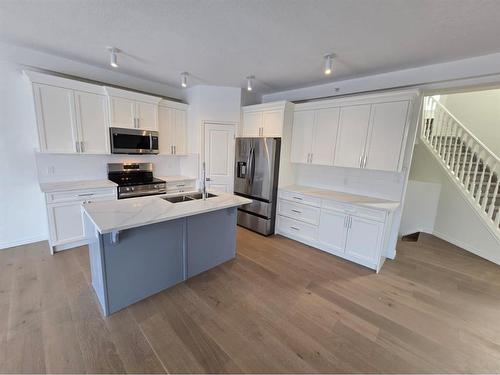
[83,192,251,234]
[39,179,117,193]
[280,185,400,211]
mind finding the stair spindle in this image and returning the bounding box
[481,161,493,210]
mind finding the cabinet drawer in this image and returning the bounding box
[46,188,116,204]
[321,200,386,222]
[277,215,318,242]
[278,190,321,207]
[278,199,320,225]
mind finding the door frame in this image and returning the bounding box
[201,120,237,192]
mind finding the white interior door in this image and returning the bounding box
[334,104,371,168]
[75,91,108,154]
[204,123,235,193]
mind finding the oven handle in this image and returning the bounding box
[149,133,153,151]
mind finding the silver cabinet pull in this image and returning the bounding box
[80,141,85,153]
[170,145,173,154]
[363,155,367,168]
[75,141,80,153]
[359,154,363,168]
[174,145,176,154]
[291,209,302,213]
[310,153,313,164]
[292,196,303,200]
[349,216,352,228]
[344,216,347,227]
[137,118,140,128]
[77,193,94,197]
[290,226,300,231]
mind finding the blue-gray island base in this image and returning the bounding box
[84,207,237,316]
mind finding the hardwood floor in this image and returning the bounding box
[1,228,500,373]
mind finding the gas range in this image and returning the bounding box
[107,163,166,199]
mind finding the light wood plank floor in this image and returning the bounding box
[2,228,500,373]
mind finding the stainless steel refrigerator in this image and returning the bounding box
[234,137,281,235]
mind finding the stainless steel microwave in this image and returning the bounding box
[110,127,159,154]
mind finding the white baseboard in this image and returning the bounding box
[0,235,48,250]
[432,230,500,266]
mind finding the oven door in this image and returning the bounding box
[110,127,159,154]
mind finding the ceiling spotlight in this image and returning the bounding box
[181,72,189,88]
[246,75,254,92]
[108,47,120,68]
[324,54,334,75]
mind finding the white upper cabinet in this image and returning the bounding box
[33,84,78,153]
[108,96,136,129]
[290,107,340,166]
[74,91,109,154]
[241,101,292,137]
[311,107,340,166]
[241,111,262,137]
[135,101,158,131]
[105,87,160,131]
[290,110,315,163]
[158,101,188,155]
[335,104,371,168]
[364,101,409,172]
[290,90,417,172]
[262,109,284,137]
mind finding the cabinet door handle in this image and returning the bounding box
[170,145,173,154]
[80,141,84,153]
[363,155,367,168]
[75,141,80,153]
[344,216,347,227]
[291,209,302,214]
[77,193,94,197]
[137,118,140,128]
[359,155,363,168]
[174,145,176,154]
[349,216,352,228]
[292,196,303,201]
[290,226,300,231]
[310,153,313,164]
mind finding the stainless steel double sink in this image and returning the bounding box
[161,192,217,203]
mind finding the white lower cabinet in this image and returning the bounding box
[318,209,347,254]
[344,216,384,264]
[277,188,391,271]
[45,187,116,252]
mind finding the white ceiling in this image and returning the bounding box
[2,0,500,94]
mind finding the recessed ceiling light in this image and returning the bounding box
[246,75,255,92]
[324,54,334,75]
[181,72,189,88]
[107,47,120,68]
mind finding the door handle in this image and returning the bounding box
[290,226,300,231]
[359,155,363,168]
[291,209,302,214]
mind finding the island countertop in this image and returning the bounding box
[82,192,251,234]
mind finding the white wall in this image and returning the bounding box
[441,89,500,157]
[0,60,47,249]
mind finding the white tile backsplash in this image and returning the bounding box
[35,153,199,183]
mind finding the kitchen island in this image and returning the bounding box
[82,192,251,316]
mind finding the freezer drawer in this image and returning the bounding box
[238,198,273,218]
[237,210,274,236]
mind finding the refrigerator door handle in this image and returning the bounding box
[246,147,253,185]
[249,147,256,185]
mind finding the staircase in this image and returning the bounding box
[421,96,500,236]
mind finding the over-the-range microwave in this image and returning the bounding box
[110,127,159,154]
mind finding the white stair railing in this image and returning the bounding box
[421,96,500,234]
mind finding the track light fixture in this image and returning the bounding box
[324,54,334,75]
[108,47,120,68]
[181,72,189,88]
[246,75,254,92]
